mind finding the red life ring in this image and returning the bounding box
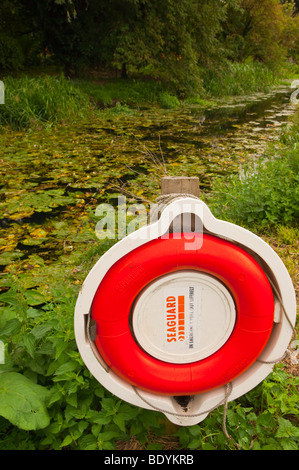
[91,233,274,395]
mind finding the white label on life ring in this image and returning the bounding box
[132,271,236,364]
[164,286,201,353]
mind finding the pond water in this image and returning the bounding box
[142,84,296,169]
[0,83,297,271]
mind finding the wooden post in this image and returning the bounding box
[161,176,200,197]
[160,177,200,232]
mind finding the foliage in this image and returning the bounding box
[202,60,279,97]
[0,244,164,449]
[221,0,299,69]
[158,92,180,109]
[72,78,165,107]
[0,0,26,71]
[0,75,90,129]
[1,0,298,95]
[0,372,50,430]
[176,365,299,450]
[205,110,299,227]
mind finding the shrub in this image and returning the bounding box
[74,79,165,107]
[158,92,180,109]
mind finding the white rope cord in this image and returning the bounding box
[133,382,233,420]
[133,382,241,448]
[150,192,199,222]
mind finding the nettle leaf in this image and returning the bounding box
[30,322,54,340]
[78,434,97,450]
[275,417,299,439]
[60,434,73,448]
[113,414,126,432]
[0,372,50,430]
[22,333,36,358]
[25,290,47,306]
[0,318,22,338]
[52,360,79,381]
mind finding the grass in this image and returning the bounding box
[0,59,286,131]
[202,60,280,98]
[72,78,165,107]
[0,75,90,130]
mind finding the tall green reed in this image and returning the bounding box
[0,75,90,129]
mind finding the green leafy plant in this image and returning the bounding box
[0,372,50,430]
[202,61,279,97]
[175,365,299,450]
[158,92,180,109]
[0,238,165,450]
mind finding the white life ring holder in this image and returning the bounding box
[74,198,296,426]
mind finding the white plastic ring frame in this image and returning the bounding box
[74,198,297,426]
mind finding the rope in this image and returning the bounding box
[133,382,241,448]
[150,192,199,221]
[257,277,297,365]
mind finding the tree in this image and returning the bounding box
[221,0,298,68]
[93,0,226,95]
[1,0,298,91]
[0,0,28,71]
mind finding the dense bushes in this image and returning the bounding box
[0,64,284,131]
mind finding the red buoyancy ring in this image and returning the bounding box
[91,233,274,395]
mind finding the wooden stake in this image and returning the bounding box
[161,176,200,197]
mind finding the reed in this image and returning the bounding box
[0,75,90,129]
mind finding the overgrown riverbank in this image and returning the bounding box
[0,60,293,130]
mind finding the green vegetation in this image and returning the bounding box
[177,365,299,450]
[0,75,89,130]
[1,0,299,96]
[72,78,165,108]
[205,112,299,227]
[202,61,280,98]
[0,0,298,452]
[0,63,285,132]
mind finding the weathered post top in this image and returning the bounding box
[161,176,200,197]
